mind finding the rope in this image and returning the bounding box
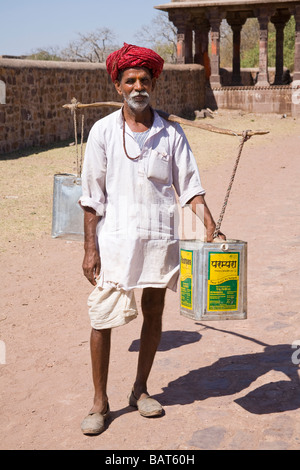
[73,104,79,176]
[71,98,84,177]
[80,113,85,176]
[213,130,251,239]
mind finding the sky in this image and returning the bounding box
[1,0,165,56]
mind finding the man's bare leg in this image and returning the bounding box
[133,287,166,400]
[89,327,111,414]
[81,327,111,434]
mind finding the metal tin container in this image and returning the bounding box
[180,239,247,321]
[51,173,84,240]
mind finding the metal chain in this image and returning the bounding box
[213,130,251,239]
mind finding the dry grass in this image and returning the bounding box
[0,142,83,252]
[183,109,299,170]
[0,110,298,253]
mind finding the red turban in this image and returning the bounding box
[106,43,164,82]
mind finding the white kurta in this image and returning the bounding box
[79,109,205,292]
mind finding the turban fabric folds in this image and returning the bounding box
[106,43,164,82]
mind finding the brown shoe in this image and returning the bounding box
[81,403,110,435]
[128,391,163,417]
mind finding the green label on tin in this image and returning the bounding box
[207,252,239,311]
[180,249,193,310]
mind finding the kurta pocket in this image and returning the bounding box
[147,150,171,184]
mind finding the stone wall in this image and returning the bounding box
[0,59,205,155]
[220,67,292,87]
[207,85,299,116]
[205,66,300,116]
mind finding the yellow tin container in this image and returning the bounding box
[180,239,247,321]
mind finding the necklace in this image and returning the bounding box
[122,108,153,161]
[122,116,140,160]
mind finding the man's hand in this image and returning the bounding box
[187,195,226,243]
[207,227,226,243]
[82,247,101,286]
[81,206,101,285]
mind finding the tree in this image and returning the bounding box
[61,28,119,62]
[240,19,260,68]
[27,47,62,61]
[222,16,296,71]
[220,20,233,68]
[135,12,177,63]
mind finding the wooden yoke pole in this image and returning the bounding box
[63,99,270,138]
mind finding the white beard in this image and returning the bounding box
[124,90,150,111]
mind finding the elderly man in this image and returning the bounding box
[79,43,224,435]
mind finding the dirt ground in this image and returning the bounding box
[0,110,300,450]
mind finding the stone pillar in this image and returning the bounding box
[194,28,202,64]
[271,14,290,85]
[176,24,186,64]
[194,19,211,79]
[274,21,285,84]
[293,6,300,83]
[170,12,193,64]
[231,24,243,85]
[207,8,223,87]
[255,8,272,86]
[227,13,247,86]
[184,26,193,64]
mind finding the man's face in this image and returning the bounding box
[115,67,156,112]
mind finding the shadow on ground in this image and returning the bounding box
[130,325,300,416]
[128,330,202,352]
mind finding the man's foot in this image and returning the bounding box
[81,403,110,435]
[128,390,163,417]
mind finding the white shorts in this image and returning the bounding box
[87,284,138,330]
